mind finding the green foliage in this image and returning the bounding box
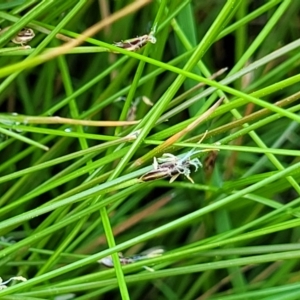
[1,0,300,299]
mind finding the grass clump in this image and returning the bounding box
[1,0,300,299]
